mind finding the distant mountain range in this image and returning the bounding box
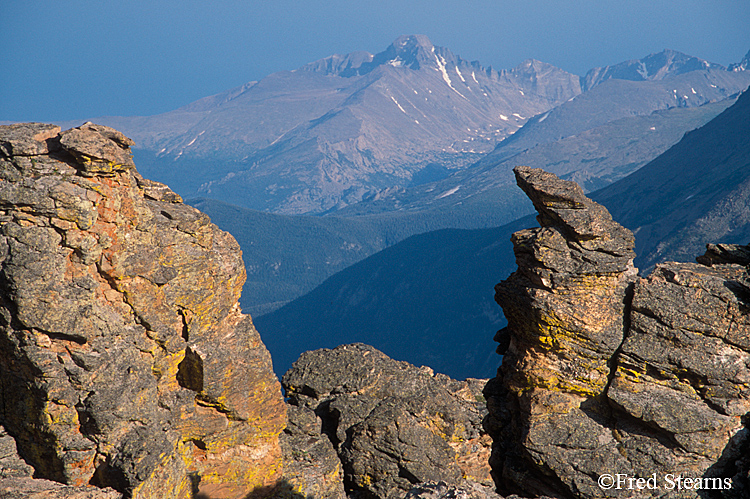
[256,87,750,380]
[594,84,750,270]
[336,50,749,216]
[75,37,747,216]
[66,37,746,314]
[332,96,737,216]
[93,35,582,214]
[192,97,736,318]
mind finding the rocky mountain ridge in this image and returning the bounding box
[92,34,582,214]
[190,59,749,316]
[337,58,750,217]
[582,48,726,90]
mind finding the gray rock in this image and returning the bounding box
[0,477,122,499]
[696,243,750,266]
[0,426,34,479]
[0,123,286,499]
[0,123,61,157]
[283,344,491,498]
[58,122,135,175]
[278,404,347,499]
[405,481,503,499]
[486,167,750,498]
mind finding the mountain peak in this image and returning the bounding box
[390,34,434,55]
[729,49,750,72]
[303,35,448,77]
[583,49,724,90]
[369,34,440,71]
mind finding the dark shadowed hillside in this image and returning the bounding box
[254,216,534,379]
[256,86,750,380]
[593,86,750,269]
[190,194,535,316]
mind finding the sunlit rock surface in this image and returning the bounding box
[0,123,286,498]
[485,166,750,498]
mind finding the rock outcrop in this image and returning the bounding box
[404,481,503,499]
[282,343,492,499]
[7,121,748,499]
[485,166,750,498]
[0,123,286,498]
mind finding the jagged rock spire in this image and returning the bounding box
[485,166,750,498]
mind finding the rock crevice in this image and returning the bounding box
[486,166,750,498]
[0,123,286,499]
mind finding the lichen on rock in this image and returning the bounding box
[485,166,750,499]
[0,122,286,498]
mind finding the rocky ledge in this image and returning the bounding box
[485,166,750,499]
[282,343,493,499]
[0,123,286,498]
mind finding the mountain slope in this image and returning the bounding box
[192,192,534,316]
[330,49,750,217]
[332,94,739,216]
[82,45,749,222]
[593,86,750,269]
[92,35,582,214]
[256,87,750,380]
[254,220,531,380]
[488,68,748,161]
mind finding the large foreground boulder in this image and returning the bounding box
[485,166,750,499]
[283,343,492,499]
[0,123,286,498]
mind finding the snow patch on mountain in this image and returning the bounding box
[390,95,407,114]
[455,66,466,83]
[435,53,467,99]
[436,186,460,199]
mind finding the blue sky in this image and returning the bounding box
[2,0,748,122]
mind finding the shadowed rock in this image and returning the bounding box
[278,404,347,499]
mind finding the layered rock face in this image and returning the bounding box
[0,123,286,498]
[486,166,750,498]
[282,343,493,499]
[0,423,121,498]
